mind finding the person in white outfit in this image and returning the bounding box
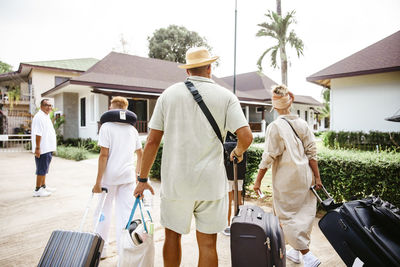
[92,96,143,259]
[31,99,57,197]
[253,85,323,267]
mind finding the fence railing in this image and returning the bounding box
[0,134,31,152]
[136,121,148,133]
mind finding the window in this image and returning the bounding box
[256,107,264,113]
[55,76,70,86]
[297,110,300,116]
[80,98,86,127]
[305,110,308,122]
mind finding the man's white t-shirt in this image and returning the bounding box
[98,122,142,185]
[149,76,248,201]
[31,110,57,154]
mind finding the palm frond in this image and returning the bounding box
[257,46,277,71]
[288,31,304,57]
[270,46,280,68]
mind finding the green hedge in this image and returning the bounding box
[318,148,400,206]
[58,137,100,153]
[149,143,163,179]
[323,131,400,151]
[149,143,262,188]
[56,146,89,161]
[244,147,263,188]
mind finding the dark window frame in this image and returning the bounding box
[80,97,86,127]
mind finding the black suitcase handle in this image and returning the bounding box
[311,185,340,211]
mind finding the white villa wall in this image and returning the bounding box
[291,103,321,130]
[29,69,81,108]
[78,90,110,140]
[331,71,400,132]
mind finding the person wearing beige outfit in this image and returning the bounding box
[253,85,323,267]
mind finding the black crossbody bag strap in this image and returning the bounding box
[281,117,304,146]
[184,81,224,144]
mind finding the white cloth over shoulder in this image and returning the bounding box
[149,76,248,201]
[259,114,317,250]
[31,110,57,154]
[98,122,142,185]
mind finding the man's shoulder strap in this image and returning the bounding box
[184,81,224,144]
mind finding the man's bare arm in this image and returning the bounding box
[93,146,109,193]
[134,129,164,197]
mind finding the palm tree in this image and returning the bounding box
[319,87,330,119]
[256,10,304,86]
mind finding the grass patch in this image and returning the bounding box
[56,146,89,161]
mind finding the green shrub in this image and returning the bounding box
[244,146,263,188]
[318,148,400,206]
[253,136,265,144]
[56,146,89,161]
[149,143,163,179]
[322,131,400,151]
[149,143,263,188]
[58,137,100,153]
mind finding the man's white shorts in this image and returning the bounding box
[160,194,228,235]
[228,179,243,192]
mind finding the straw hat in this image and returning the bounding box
[178,47,219,69]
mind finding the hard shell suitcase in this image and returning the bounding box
[312,186,400,267]
[230,159,286,267]
[38,188,108,267]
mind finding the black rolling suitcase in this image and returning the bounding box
[311,186,400,267]
[38,188,108,267]
[230,158,286,267]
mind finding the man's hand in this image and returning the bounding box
[35,147,40,158]
[230,148,244,163]
[134,182,155,199]
[314,177,323,190]
[92,183,102,193]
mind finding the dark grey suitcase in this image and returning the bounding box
[38,188,108,267]
[230,159,286,267]
[312,186,400,267]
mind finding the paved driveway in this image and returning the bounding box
[0,152,344,266]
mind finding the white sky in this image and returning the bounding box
[1,0,400,101]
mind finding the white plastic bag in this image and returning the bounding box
[118,197,154,267]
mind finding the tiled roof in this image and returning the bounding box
[22,58,99,72]
[222,71,321,106]
[307,30,400,87]
[59,52,231,92]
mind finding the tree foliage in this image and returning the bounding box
[319,87,330,119]
[0,61,13,74]
[256,10,304,86]
[148,25,212,64]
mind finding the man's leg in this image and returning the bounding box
[163,228,182,267]
[36,175,45,188]
[196,231,218,267]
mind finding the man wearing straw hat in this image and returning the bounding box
[134,47,253,267]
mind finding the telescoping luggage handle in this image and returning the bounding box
[233,157,240,216]
[79,187,108,232]
[310,185,340,211]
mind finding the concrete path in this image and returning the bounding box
[0,152,344,266]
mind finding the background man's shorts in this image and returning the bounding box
[35,152,53,175]
[228,179,243,192]
[160,194,228,235]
